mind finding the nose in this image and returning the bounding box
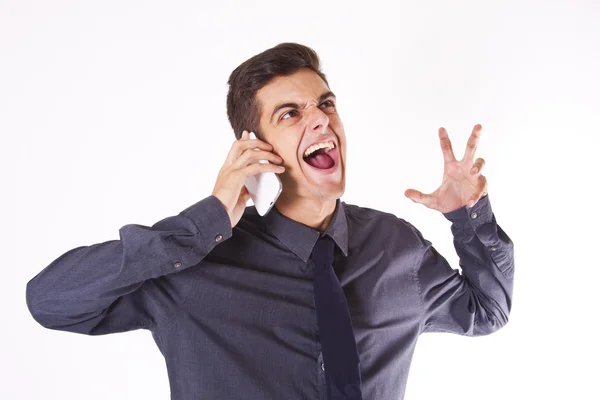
[306,104,329,134]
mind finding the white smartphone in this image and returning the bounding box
[244,132,283,216]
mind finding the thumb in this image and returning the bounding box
[240,185,251,203]
[405,189,432,206]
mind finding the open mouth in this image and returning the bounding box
[302,141,337,170]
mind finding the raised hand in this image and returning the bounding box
[404,124,489,214]
[212,130,285,227]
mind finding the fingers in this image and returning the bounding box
[226,130,274,165]
[467,175,488,207]
[404,188,435,207]
[463,124,482,162]
[470,157,486,175]
[242,161,286,178]
[233,148,283,169]
[438,127,457,164]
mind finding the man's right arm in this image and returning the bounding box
[25,195,231,335]
[26,130,284,336]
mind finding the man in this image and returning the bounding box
[26,42,514,400]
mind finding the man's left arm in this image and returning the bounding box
[412,193,514,336]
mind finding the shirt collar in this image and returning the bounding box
[263,199,349,262]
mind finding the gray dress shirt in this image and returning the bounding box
[26,193,514,400]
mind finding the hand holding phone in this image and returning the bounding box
[211,131,284,227]
[244,132,283,216]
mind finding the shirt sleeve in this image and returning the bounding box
[413,194,514,336]
[25,195,232,335]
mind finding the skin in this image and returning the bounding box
[404,124,489,213]
[254,68,346,231]
[249,68,488,231]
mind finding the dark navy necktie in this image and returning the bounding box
[311,235,363,400]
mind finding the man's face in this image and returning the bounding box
[256,68,346,202]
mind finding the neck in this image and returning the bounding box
[274,194,337,232]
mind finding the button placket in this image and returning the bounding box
[317,350,325,373]
[316,350,327,400]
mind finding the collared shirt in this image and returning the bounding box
[26,193,514,400]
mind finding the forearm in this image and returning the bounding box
[446,195,514,333]
[417,194,515,336]
[25,195,231,333]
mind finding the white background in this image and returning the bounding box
[2,0,599,399]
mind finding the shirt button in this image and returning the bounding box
[321,362,325,371]
[173,262,182,269]
[489,246,497,251]
[215,234,223,242]
[470,212,478,219]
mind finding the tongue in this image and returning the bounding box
[305,152,334,169]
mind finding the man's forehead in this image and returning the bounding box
[258,69,329,106]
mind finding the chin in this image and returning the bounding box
[312,181,345,201]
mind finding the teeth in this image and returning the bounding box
[303,141,335,158]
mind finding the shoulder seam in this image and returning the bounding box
[413,241,430,334]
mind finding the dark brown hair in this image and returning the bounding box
[226,42,329,140]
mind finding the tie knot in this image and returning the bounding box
[311,235,335,267]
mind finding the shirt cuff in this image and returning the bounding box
[180,195,233,249]
[442,193,493,232]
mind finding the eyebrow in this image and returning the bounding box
[269,91,337,123]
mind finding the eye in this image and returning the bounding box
[320,100,335,109]
[280,101,336,122]
[281,110,298,120]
